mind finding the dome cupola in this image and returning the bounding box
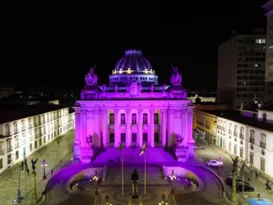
[109,50,158,85]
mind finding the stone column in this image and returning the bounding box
[138,109,143,147]
[114,109,119,147]
[167,109,173,147]
[74,110,81,159]
[81,109,87,147]
[126,109,131,147]
[97,109,101,147]
[101,109,107,147]
[187,110,194,144]
[161,110,167,147]
[31,172,37,205]
[149,109,155,147]
[182,110,188,147]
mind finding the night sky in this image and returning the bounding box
[0,0,267,92]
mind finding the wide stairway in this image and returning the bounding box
[92,147,177,166]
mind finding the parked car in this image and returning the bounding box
[225,176,245,186]
[236,182,254,192]
[207,160,223,167]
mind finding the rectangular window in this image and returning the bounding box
[249,152,254,164]
[0,158,2,169]
[132,114,137,124]
[110,114,114,124]
[39,138,42,146]
[30,143,32,152]
[260,157,265,172]
[154,113,159,124]
[143,133,148,143]
[240,147,243,158]
[109,133,115,144]
[16,151,19,160]
[143,114,148,124]
[234,144,237,155]
[228,142,231,151]
[35,141,37,148]
[121,114,125,124]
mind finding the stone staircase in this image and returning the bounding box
[93,147,177,165]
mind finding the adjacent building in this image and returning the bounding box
[0,102,75,174]
[263,1,273,101]
[74,50,194,163]
[217,31,266,109]
[196,108,273,178]
[193,103,227,130]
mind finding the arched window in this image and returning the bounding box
[13,122,18,133]
[234,125,238,136]
[250,130,255,143]
[260,133,266,148]
[240,127,244,139]
[262,113,267,121]
[229,123,232,134]
[28,118,32,128]
[5,124,10,136]
[21,120,25,130]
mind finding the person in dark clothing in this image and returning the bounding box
[57,140,60,145]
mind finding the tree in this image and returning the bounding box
[195,96,201,104]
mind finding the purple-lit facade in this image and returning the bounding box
[74,50,194,163]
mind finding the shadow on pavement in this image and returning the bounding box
[56,194,95,205]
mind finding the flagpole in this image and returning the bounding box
[122,146,124,196]
[144,149,146,196]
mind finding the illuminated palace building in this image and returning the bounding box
[74,50,194,163]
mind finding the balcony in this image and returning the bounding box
[14,144,19,149]
[0,149,5,155]
[7,146,12,152]
[119,124,126,130]
[260,142,266,149]
[239,134,244,139]
[108,124,114,129]
[234,132,238,136]
[131,124,138,130]
[249,138,255,144]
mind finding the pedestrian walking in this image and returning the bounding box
[51,169,54,176]
[57,140,60,145]
[250,167,254,175]
[255,171,258,179]
[257,191,261,200]
[248,177,251,184]
[26,168,30,176]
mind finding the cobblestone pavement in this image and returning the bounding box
[0,129,75,205]
[195,135,273,203]
[43,152,227,205]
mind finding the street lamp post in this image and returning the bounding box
[93,170,99,195]
[159,194,168,205]
[41,159,47,180]
[169,170,176,194]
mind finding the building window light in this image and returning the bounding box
[255,39,266,44]
[269,45,273,49]
[127,68,132,74]
[144,69,148,74]
[119,68,123,74]
[255,64,259,67]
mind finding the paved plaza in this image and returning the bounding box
[3,129,270,205]
[0,129,75,205]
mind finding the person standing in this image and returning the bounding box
[257,191,261,201]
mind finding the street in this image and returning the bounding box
[0,129,75,205]
[194,135,273,203]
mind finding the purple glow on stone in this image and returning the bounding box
[75,50,194,164]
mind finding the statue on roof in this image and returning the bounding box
[170,65,182,86]
[85,66,98,86]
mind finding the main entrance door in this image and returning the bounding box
[143,133,148,144]
[132,133,137,145]
[154,133,160,144]
[109,133,115,145]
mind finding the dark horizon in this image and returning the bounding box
[0,0,268,92]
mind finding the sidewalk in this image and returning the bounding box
[0,129,75,205]
[196,136,273,203]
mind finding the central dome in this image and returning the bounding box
[115,50,152,72]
